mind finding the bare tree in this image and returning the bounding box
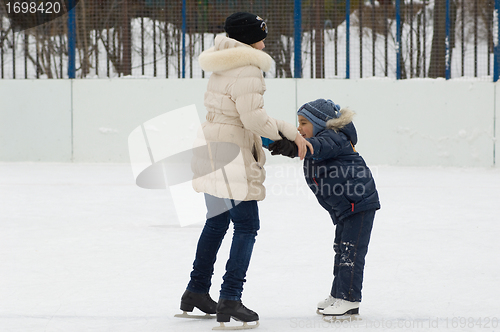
[429,0,457,78]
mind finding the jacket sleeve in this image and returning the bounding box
[231,67,297,141]
[304,133,347,161]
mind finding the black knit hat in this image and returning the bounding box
[224,12,268,45]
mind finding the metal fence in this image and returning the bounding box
[0,0,499,80]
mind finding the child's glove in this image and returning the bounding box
[268,132,298,158]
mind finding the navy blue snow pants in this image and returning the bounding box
[331,209,375,302]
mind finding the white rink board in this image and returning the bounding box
[296,79,495,167]
[496,83,500,167]
[0,78,498,167]
[72,79,208,162]
[0,80,72,162]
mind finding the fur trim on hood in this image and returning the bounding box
[198,35,273,73]
[326,108,355,132]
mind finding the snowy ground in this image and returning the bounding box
[1,162,499,332]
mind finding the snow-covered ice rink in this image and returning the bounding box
[1,162,499,332]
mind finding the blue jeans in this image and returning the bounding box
[187,194,260,301]
[331,209,375,302]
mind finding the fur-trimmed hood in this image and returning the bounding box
[198,35,273,73]
[326,108,358,145]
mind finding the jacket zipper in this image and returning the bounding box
[313,177,319,186]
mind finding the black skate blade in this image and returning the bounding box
[175,311,215,319]
[213,320,259,330]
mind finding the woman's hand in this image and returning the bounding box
[294,133,314,160]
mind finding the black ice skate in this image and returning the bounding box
[213,299,259,330]
[174,290,217,319]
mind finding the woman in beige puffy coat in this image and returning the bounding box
[178,13,312,327]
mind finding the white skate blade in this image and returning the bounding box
[212,321,259,330]
[174,311,215,319]
[323,314,360,323]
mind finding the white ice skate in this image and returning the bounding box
[322,299,359,317]
[316,295,337,314]
[322,299,360,323]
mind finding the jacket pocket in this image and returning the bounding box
[251,144,259,163]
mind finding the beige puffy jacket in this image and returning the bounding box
[192,35,297,201]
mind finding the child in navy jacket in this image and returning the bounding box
[268,99,380,317]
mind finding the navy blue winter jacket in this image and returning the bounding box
[303,109,380,224]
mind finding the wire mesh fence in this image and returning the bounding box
[0,0,498,80]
